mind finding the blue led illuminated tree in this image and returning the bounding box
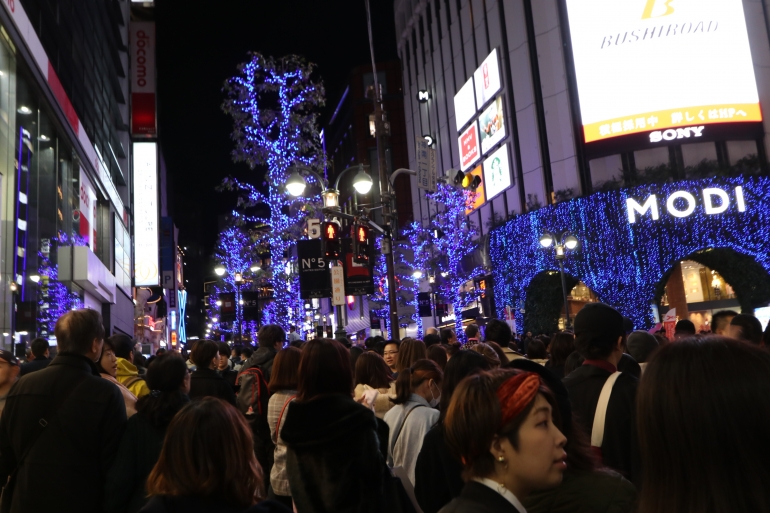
[370,237,392,338]
[400,222,439,339]
[222,53,325,331]
[36,233,85,337]
[427,182,484,339]
[210,226,261,337]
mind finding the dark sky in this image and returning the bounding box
[154,0,398,307]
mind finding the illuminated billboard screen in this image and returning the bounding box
[483,144,512,200]
[479,97,506,154]
[458,121,480,172]
[454,77,476,131]
[565,0,761,151]
[474,49,502,109]
[464,165,486,214]
[133,142,159,286]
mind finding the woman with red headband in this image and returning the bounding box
[441,369,567,513]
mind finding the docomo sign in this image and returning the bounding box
[131,22,155,91]
[627,186,746,223]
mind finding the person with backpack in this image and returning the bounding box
[111,334,151,398]
[562,303,640,484]
[236,335,276,491]
[243,325,286,383]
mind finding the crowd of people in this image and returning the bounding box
[0,305,768,512]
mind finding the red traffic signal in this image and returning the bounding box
[322,221,341,259]
[351,223,370,264]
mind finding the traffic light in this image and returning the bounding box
[322,221,341,259]
[453,170,482,191]
[352,223,370,264]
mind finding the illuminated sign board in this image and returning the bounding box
[453,77,476,131]
[564,0,761,145]
[78,169,98,252]
[479,96,506,154]
[626,185,745,223]
[473,49,502,109]
[465,165,486,214]
[133,142,159,286]
[483,145,512,201]
[458,122,480,171]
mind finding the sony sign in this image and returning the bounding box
[649,125,704,143]
[627,185,745,223]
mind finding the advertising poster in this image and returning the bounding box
[483,145,512,201]
[453,77,476,131]
[479,96,506,154]
[565,0,761,144]
[133,142,159,286]
[458,122,480,171]
[473,49,502,109]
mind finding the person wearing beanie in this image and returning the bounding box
[562,303,640,484]
[626,331,660,373]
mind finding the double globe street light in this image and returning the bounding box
[285,163,374,208]
[539,232,579,330]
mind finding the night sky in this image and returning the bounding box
[153,0,398,318]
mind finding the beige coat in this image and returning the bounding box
[101,373,137,418]
[354,383,396,419]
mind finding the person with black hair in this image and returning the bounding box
[563,303,640,483]
[728,313,764,346]
[382,340,400,374]
[440,328,457,346]
[97,337,138,418]
[189,340,236,405]
[465,324,480,344]
[0,309,126,513]
[710,309,737,335]
[485,319,524,361]
[235,347,254,372]
[526,339,548,364]
[414,351,491,513]
[637,337,770,513]
[673,319,696,340]
[384,359,443,485]
[19,337,51,376]
[546,332,574,379]
[216,342,239,391]
[423,333,441,348]
[111,334,150,398]
[105,353,191,513]
[243,325,286,383]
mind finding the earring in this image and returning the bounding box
[498,455,505,463]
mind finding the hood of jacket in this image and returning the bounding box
[247,346,276,367]
[280,393,377,449]
[116,357,139,378]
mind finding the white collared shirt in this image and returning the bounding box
[473,477,528,513]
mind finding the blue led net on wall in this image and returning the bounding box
[489,176,770,330]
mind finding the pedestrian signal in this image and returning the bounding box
[352,223,370,264]
[322,221,341,259]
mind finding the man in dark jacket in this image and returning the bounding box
[244,324,285,383]
[188,340,236,405]
[19,337,51,376]
[0,309,126,513]
[562,303,640,484]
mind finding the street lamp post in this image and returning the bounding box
[539,232,579,330]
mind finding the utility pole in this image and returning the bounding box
[365,0,400,340]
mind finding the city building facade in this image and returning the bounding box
[394,0,770,332]
[0,0,135,352]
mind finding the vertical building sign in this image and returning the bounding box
[78,169,98,252]
[130,22,157,136]
[134,142,159,286]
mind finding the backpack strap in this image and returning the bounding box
[237,367,266,416]
[591,371,622,448]
[272,394,296,444]
[389,404,426,466]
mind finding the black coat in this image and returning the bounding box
[139,496,291,513]
[189,367,237,405]
[562,364,640,484]
[104,412,167,513]
[280,394,393,513]
[414,424,463,513]
[220,367,239,391]
[438,481,521,513]
[19,356,50,376]
[524,469,636,513]
[0,353,127,513]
